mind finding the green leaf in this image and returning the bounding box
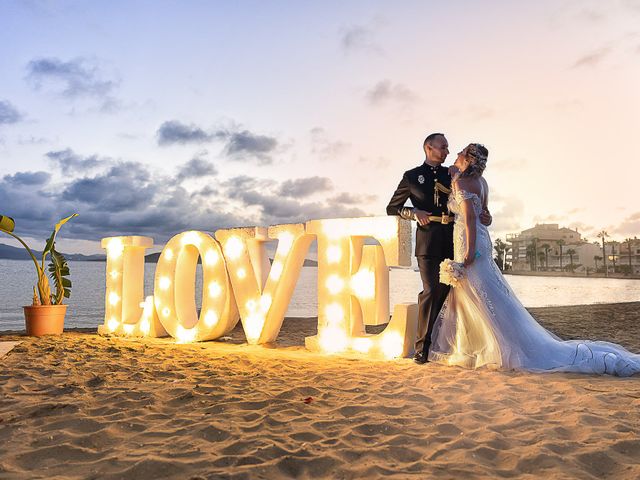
[43,213,78,258]
[48,248,72,304]
[0,215,15,233]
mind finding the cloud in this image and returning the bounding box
[0,150,375,247]
[487,193,526,237]
[309,128,350,161]
[340,24,382,54]
[533,214,567,223]
[26,57,118,100]
[328,192,375,205]
[61,162,156,211]
[156,120,218,146]
[225,175,370,225]
[565,222,598,240]
[3,171,51,186]
[230,187,367,226]
[357,155,391,169]
[17,136,49,145]
[190,185,217,198]
[46,148,106,174]
[611,211,640,237]
[0,100,23,125]
[365,80,419,106]
[571,46,613,68]
[225,130,278,164]
[279,177,333,198]
[0,157,244,242]
[176,153,218,181]
[157,120,279,164]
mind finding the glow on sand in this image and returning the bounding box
[99,216,418,359]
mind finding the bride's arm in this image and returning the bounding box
[462,198,477,267]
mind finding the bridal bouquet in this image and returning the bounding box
[439,259,466,287]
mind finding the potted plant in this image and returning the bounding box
[0,213,78,336]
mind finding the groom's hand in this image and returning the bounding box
[414,209,431,226]
[480,209,492,226]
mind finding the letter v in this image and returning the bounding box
[215,224,313,344]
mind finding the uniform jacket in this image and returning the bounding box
[386,163,454,258]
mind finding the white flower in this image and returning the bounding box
[439,259,466,287]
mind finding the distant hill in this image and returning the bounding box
[0,243,318,266]
[0,243,106,262]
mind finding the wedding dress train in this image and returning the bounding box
[429,184,640,377]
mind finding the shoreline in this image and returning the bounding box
[1,301,639,336]
[505,271,640,280]
[1,302,639,479]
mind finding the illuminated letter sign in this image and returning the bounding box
[153,231,239,343]
[99,236,167,337]
[100,216,417,359]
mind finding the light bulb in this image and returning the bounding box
[159,276,171,291]
[327,245,342,263]
[204,249,219,266]
[326,274,344,295]
[225,236,243,260]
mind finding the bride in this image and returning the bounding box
[428,143,640,376]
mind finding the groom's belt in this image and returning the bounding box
[428,214,454,225]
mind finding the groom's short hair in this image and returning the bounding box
[423,133,445,149]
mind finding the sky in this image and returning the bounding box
[0,0,639,254]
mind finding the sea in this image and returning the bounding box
[1,259,639,332]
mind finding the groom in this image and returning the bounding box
[386,133,491,364]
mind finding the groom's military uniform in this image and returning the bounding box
[387,163,454,359]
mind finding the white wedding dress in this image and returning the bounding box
[429,181,640,376]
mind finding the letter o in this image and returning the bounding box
[154,231,238,342]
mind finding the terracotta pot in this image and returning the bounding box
[22,304,67,336]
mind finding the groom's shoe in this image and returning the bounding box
[413,350,429,364]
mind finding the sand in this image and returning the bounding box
[1,302,639,479]
[0,342,20,359]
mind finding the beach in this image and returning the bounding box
[1,302,639,479]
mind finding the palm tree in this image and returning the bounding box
[566,248,577,272]
[594,255,602,272]
[537,251,546,270]
[531,237,539,271]
[597,231,609,277]
[557,239,565,271]
[494,238,507,271]
[527,245,536,272]
[540,243,551,270]
[504,245,511,271]
[611,247,617,273]
[625,238,633,276]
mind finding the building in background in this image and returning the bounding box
[612,237,640,275]
[505,224,619,274]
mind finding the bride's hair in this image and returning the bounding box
[460,143,488,177]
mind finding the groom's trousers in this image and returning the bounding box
[415,255,451,355]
